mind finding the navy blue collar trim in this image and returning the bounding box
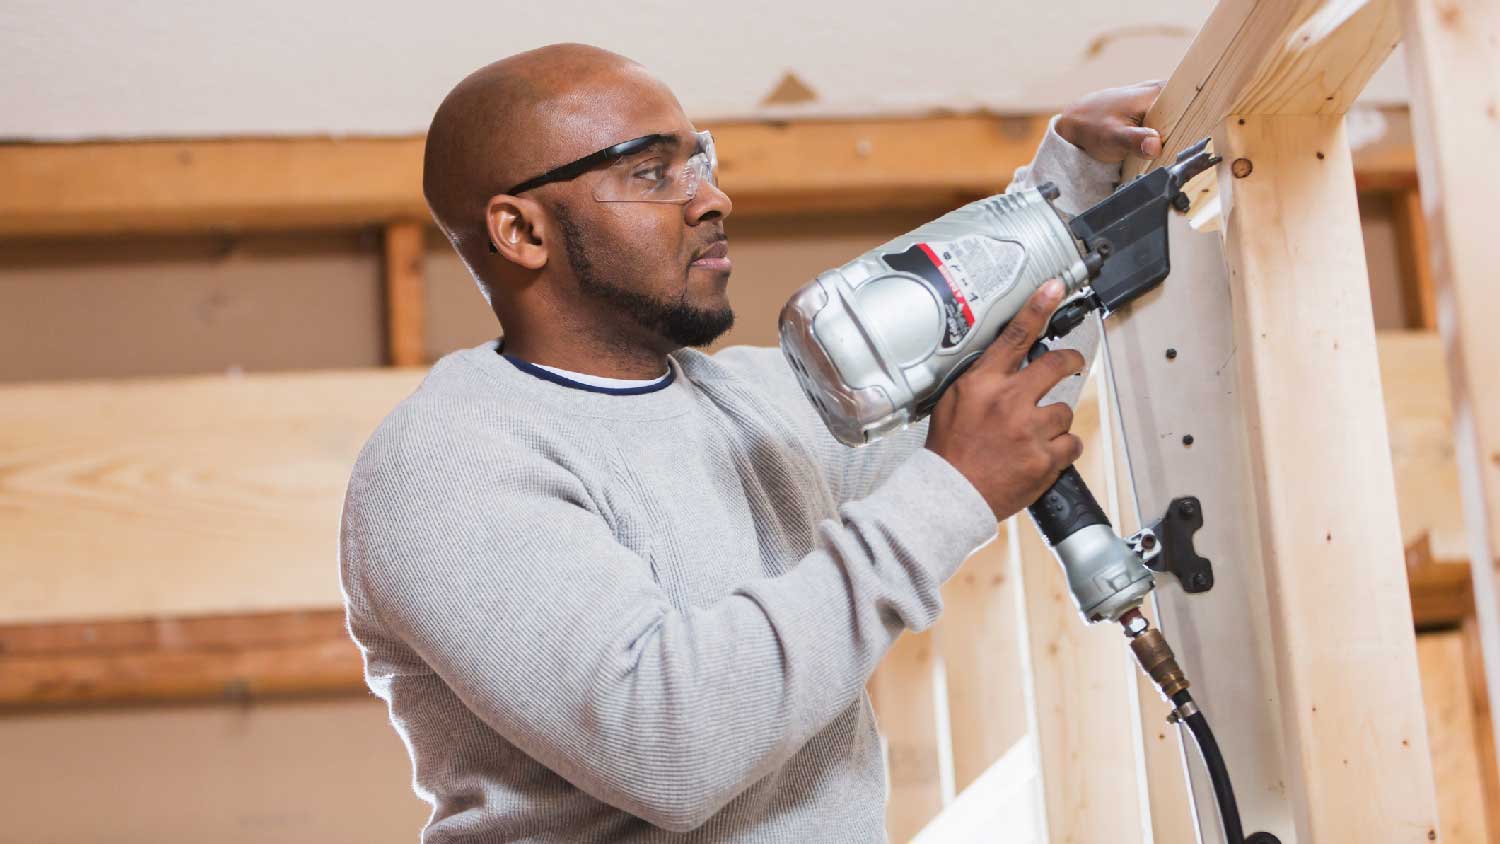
[498,350,676,396]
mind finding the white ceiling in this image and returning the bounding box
[2,0,1409,141]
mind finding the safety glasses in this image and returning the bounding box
[508,130,717,203]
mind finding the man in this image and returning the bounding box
[341,43,1163,842]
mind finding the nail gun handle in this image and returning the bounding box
[1028,464,1111,547]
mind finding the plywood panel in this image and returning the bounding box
[0,369,423,623]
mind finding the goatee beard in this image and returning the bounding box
[556,205,734,348]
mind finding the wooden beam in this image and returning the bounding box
[1380,331,1470,560]
[869,630,944,842]
[1211,110,1438,841]
[1398,0,1500,802]
[383,220,427,367]
[0,609,363,709]
[1122,0,1402,179]
[0,112,1413,239]
[934,521,1027,793]
[0,116,1046,238]
[1104,0,1440,838]
[1389,189,1438,330]
[1417,630,1495,843]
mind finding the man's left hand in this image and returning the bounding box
[1056,81,1165,164]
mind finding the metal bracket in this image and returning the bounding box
[1128,496,1214,593]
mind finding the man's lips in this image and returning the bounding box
[691,240,731,271]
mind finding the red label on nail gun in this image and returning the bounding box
[884,242,975,348]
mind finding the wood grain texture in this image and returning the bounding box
[1399,0,1500,814]
[0,609,362,708]
[934,521,1027,793]
[870,630,944,842]
[1217,113,1438,841]
[0,112,1412,239]
[1418,631,1493,844]
[383,220,427,367]
[0,369,423,623]
[1123,0,1402,178]
[0,116,1046,238]
[1380,331,1470,560]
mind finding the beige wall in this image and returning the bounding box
[0,698,426,842]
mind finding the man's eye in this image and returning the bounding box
[633,164,668,182]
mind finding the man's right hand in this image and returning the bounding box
[924,279,1086,520]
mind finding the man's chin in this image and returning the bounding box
[661,306,735,349]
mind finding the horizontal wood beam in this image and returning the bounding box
[0,552,1472,710]
[0,111,1412,239]
[0,609,362,709]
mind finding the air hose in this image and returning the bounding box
[1120,608,1248,844]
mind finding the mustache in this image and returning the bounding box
[691,231,729,260]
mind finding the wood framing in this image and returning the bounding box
[1398,0,1500,807]
[0,111,1412,240]
[0,369,422,624]
[934,521,1027,793]
[383,220,427,367]
[869,630,944,842]
[0,116,1048,237]
[0,610,362,709]
[1105,0,1440,839]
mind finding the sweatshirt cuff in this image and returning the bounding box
[862,448,999,582]
[1021,115,1122,214]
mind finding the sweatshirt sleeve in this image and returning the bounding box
[343,417,995,832]
[1007,114,1121,213]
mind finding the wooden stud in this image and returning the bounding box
[383,220,427,367]
[869,630,944,841]
[1213,112,1438,841]
[1398,0,1500,801]
[1417,630,1494,843]
[1465,614,1500,844]
[934,522,1027,792]
[1389,189,1438,330]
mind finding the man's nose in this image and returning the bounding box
[685,179,732,224]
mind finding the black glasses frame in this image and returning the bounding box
[507,133,674,196]
[488,132,677,253]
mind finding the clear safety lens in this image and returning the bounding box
[592,130,717,203]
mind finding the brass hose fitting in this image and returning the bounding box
[1119,609,1190,700]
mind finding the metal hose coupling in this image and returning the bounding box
[1119,608,1190,699]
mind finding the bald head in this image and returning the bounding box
[422,44,685,286]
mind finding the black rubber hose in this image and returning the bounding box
[1171,689,1245,844]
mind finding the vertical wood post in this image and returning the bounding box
[1215,113,1438,841]
[383,221,426,367]
[871,630,943,841]
[935,523,1027,792]
[1398,0,1500,808]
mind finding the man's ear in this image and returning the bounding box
[485,195,549,270]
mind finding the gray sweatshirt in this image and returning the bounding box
[339,122,1117,843]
